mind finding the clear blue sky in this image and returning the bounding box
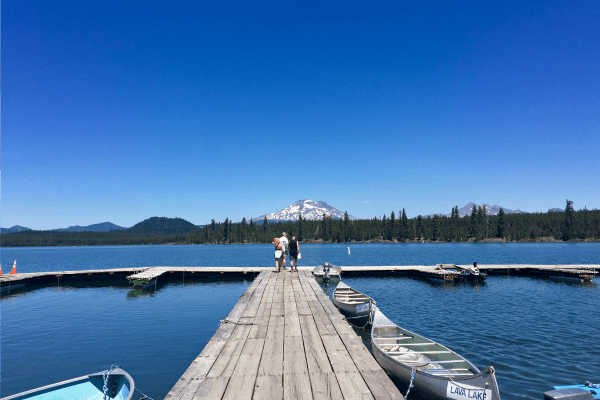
[2,1,599,230]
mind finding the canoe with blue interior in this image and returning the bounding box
[544,382,600,400]
[1,367,134,400]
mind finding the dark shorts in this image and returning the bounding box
[289,252,298,261]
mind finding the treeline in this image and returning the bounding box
[2,201,599,247]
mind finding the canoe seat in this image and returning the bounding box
[425,369,474,376]
[431,360,468,364]
[396,343,435,346]
[374,336,413,340]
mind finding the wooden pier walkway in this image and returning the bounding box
[165,270,403,400]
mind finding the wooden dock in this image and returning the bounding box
[165,270,403,400]
[2,264,597,290]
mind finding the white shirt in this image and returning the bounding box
[279,236,289,251]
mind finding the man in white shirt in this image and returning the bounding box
[279,232,289,269]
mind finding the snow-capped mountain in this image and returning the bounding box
[254,200,356,222]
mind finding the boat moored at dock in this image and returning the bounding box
[1,367,135,400]
[332,280,375,324]
[312,262,341,282]
[371,307,501,400]
[544,382,600,400]
[415,263,487,283]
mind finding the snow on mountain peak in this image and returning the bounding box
[254,200,356,221]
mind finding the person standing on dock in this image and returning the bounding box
[272,237,285,272]
[279,232,289,270]
[288,236,300,272]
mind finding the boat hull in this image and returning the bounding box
[372,345,497,400]
[1,368,135,400]
[331,281,374,324]
[371,308,501,400]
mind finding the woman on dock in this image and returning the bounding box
[272,237,285,272]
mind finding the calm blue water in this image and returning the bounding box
[2,243,600,273]
[1,244,599,399]
[321,276,600,400]
[1,279,252,399]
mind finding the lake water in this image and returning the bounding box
[2,242,600,273]
[1,243,599,399]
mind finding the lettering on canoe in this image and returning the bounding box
[356,303,370,313]
[447,382,492,400]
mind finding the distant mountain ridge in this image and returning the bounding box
[3,202,572,233]
[126,217,198,235]
[54,222,126,232]
[1,225,32,234]
[425,202,528,218]
[255,199,356,222]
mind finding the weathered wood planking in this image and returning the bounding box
[165,271,271,400]
[166,269,404,400]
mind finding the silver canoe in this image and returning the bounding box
[332,281,375,322]
[371,307,501,400]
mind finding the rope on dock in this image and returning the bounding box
[219,318,254,326]
[135,387,155,400]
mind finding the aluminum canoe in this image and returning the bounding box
[332,281,375,322]
[371,307,500,400]
[1,368,135,400]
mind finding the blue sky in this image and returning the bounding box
[2,1,599,229]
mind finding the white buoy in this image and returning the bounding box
[347,247,350,255]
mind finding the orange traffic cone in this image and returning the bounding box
[10,260,17,274]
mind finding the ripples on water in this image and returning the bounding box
[2,243,600,273]
[2,243,599,399]
[323,276,600,400]
[1,279,251,399]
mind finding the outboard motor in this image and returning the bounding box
[322,262,332,282]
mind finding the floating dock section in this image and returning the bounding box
[1,265,597,295]
[165,270,404,400]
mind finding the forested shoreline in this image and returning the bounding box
[2,202,599,247]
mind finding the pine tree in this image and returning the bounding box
[297,214,304,241]
[497,208,505,238]
[223,218,230,242]
[401,208,408,240]
[390,211,396,240]
[564,199,575,240]
[470,204,477,238]
[416,215,423,239]
[263,217,268,234]
[452,205,459,219]
[343,211,350,242]
[432,215,439,241]
[477,206,485,236]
